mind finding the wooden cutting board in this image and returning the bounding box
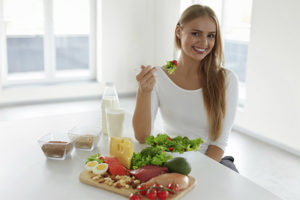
[79,170,196,199]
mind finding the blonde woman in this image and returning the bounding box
[133,5,239,172]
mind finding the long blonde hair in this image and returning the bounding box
[175,4,226,141]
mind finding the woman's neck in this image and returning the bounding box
[177,52,201,78]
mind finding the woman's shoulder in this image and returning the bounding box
[223,68,239,92]
[224,68,239,85]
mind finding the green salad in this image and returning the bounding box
[131,146,172,170]
[164,60,178,75]
[146,133,203,154]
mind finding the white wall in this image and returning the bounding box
[101,0,180,93]
[235,0,300,152]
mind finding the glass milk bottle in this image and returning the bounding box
[101,82,120,135]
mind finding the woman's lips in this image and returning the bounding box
[192,46,206,54]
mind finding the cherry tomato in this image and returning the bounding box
[146,189,157,200]
[168,147,174,151]
[152,183,163,192]
[137,184,148,196]
[167,183,179,194]
[157,190,169,200]
[172,60,178,66]
[129,193,142,200]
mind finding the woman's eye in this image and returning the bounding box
[208,34,215,38]
[192,32,199,37]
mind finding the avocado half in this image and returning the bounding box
[165,157,191,175]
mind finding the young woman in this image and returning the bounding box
[132,5,239,172]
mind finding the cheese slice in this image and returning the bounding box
[109,136,133,169]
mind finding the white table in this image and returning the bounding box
[0,111,281,200]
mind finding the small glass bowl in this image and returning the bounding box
[68,126,100,151]
[38,132,74,160]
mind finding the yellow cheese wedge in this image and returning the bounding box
[109,136,133,169]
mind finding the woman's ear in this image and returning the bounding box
[175,25,181,39]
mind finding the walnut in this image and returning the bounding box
[98,178,105,183]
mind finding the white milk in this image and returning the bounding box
[106,108,125,137]
[101,96,120,135]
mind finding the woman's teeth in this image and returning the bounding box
[193,47,206,53]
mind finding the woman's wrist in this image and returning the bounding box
[138,87,152,97]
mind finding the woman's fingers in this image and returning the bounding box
[136,65,152,81]
[140,76,155,88]
[140,68,157,85]
[136,65,157,93]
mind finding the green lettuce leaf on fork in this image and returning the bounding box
[164,60,178,75]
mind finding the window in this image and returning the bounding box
[0,0,96,86]
[180,0,253,107]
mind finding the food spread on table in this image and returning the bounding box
[79,134,200,199]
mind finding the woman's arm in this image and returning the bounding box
[132,65,157,143]
[205,145,224,162]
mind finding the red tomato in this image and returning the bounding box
[99,156,104,161]
[137,184,148,196]
[157,190,169,200]
[146,189,157,200]
[172,60,178,66]
[168,147,174,151]
[152,183,163,192]
[129,193,141,200]
[167,183,179,194]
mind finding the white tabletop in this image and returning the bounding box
[0,111,281,200]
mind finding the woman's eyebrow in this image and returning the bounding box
[191,29,216,34]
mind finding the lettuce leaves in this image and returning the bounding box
[164,60,177,75]
[145,133,203,154]
[131,134,203,169]
[85,153,103,164]
[131,146,172,169]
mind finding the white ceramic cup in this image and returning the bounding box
[106,108,125,137]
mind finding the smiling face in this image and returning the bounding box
[176,16,217,62]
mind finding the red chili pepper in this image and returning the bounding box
[168,147,174,151]
[167,137,172,141]
[171,60,178,66]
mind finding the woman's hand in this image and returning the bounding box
[136,65,157,94]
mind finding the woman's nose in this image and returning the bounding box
[198,35,208,45]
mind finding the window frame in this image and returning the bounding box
[0,0,97,87]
